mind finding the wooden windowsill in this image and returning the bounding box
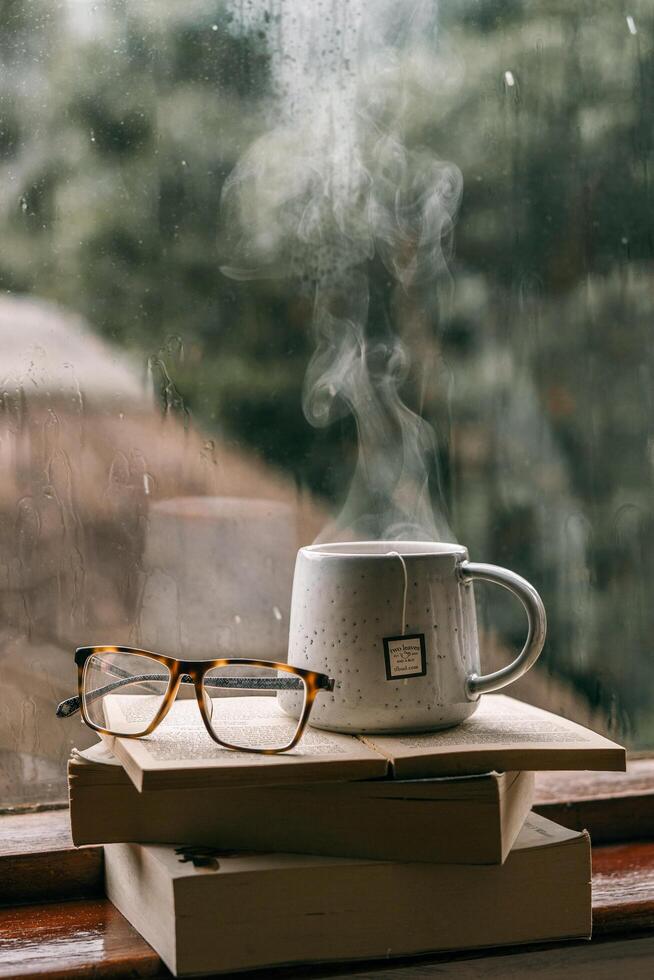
[2,763,654,977]
[534,760,654,843]
[1,841,654,979]
[3,760,654,899]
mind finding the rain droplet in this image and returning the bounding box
[626,15,637,35]
[272,606,283,621]
[504,70,515,87]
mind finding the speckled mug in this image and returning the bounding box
[284,541,546,733]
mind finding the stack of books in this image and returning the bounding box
[68,694,625,976]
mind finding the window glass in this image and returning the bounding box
[1,1,652,806]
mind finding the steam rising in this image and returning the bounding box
[222,0,462,542]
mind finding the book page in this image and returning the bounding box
[364,695,625,777]
[377,696,596,747]
[103,695,388,790]
[105,695,364,760]
[72,741,122,766]
[512,812,582,851]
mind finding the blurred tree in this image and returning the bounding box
[1,0,653,738]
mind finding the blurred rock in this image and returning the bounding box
[0,295,325,651]
[0,295,325,804]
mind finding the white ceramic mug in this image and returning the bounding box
[285,541,546,733]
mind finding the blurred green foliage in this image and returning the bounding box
[1,0,653,739]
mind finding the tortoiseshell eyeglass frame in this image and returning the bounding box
[56,645,335,754]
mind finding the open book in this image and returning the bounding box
[99,693,625,792]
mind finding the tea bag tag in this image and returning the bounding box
[383,634,427,680]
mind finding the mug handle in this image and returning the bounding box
[459,561,547,698]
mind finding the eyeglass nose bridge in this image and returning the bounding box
[166,663,214,725]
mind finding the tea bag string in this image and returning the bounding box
[386,551,408,636]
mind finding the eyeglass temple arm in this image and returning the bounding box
[56,669,329,719]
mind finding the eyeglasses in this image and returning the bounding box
[56,646,335,754]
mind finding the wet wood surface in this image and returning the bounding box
[312,937,654,978]
[534,759,654,802]
[1,840,654,978]
[592,841,654,936]
[3,761,654,905]
[0,811,72,857]
[0,811,102,906]
[3,767,654,977]
[0,899,163,979]
[534,760,654,844]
